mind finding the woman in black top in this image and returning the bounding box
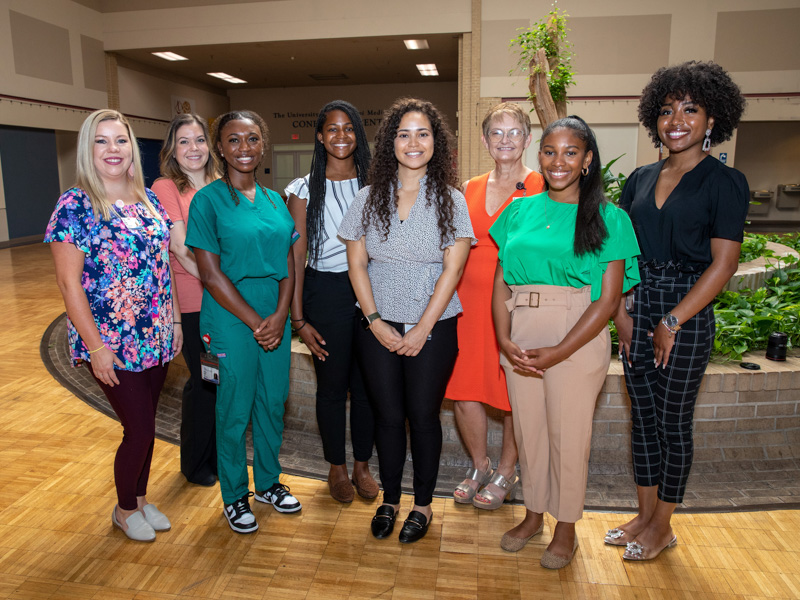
[608,61,749,561]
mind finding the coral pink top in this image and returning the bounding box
[151,178,204,314]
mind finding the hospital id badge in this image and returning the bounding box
[200,352,220,385]
[121,216,141,230]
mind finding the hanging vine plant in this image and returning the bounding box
[509,6,576,129]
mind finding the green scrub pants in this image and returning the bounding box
[200,278,290,505]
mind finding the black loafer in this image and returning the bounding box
[398,510,431,544]
[371,505,397,539]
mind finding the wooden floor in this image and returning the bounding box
[2,243,799,600]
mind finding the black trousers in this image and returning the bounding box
[304,268,374,465]
[180,311,218,482]
[623,264,714,503]
[356,317,458,506]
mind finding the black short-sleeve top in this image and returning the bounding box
[619,155,749,270]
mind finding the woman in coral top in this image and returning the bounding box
[152,113,220,487]
[448,103,543,509]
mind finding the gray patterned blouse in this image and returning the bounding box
[337,177,476,324]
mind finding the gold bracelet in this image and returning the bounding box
[88,344,105,354]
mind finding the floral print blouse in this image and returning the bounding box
[44,187,176,372]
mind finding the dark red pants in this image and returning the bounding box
[91,363,169,510]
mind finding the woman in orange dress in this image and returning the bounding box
[448,103,544,509]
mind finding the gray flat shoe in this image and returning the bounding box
[112,505,156,542]
[142,504,171,531]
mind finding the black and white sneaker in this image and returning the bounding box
[224,492,258,533]
[254,483,302,513]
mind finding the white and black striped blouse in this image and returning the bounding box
[285,175,361,273]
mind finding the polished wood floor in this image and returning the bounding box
[2,243,799,599]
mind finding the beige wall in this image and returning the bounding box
[481,0,800,97]
[736,121,800,225]
[229,82,459,189]
[54,131,78,192]
[117,65,229,124]
[476,0,799,175]
[0,0,107,110]
[98,0,472,50]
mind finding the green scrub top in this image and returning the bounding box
[185,179,298,284]
[489,192,640,301]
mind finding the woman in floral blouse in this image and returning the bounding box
[46,109,182,543]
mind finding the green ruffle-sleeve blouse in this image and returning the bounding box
[489,192,641,301]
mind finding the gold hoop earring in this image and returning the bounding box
[581,167,589,176]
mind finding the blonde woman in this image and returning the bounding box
[152,114,220,487]
[46,109,182,542]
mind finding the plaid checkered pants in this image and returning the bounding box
[623,262,714,503]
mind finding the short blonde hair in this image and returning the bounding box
[75,109,158,221]
[481,102,532,139]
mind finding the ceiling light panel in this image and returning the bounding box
[416,63,439,76]
[207,72,247,84]
[152,51,188,61]
[404,39,429,50]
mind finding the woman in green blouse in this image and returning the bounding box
[490,116,640,569]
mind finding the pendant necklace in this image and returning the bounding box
[544,194,551,229]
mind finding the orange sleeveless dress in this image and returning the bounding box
[445,171,544,410]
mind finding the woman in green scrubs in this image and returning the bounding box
[186,110,302,534]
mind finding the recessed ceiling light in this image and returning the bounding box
[152,51,188,61]
[416,63,439,76]
[207,72,247,84]
[404,39,429,50]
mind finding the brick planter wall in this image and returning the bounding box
[287,340,800,506]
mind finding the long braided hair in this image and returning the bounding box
[364,97,458,249]
[540,115,608,256]
[307,100,371,266]
[210,110,270,206]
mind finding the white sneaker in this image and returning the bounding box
[254,483,302,513]
[224,492,258,533]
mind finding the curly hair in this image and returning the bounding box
[540,115,608,256]
[159,113,220,193]
[638,61,746,148]
[364,97,459,248]
[210,110,270,206]
[307,100,371,266]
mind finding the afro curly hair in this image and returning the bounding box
[638,61,746,148]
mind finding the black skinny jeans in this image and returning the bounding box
[356,317,458,506]
[304,267,374,465]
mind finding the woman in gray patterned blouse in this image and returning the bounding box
[338,97,475,544]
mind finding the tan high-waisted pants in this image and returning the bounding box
[502,284,610,523]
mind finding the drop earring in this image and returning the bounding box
[702,128,712,152]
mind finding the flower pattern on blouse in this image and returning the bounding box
[44,187,175,371]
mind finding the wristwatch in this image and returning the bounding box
[662,312,681,335]
[363,311,381,330]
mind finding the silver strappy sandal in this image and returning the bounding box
[453,457,494,504]
[473,471,519,510]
